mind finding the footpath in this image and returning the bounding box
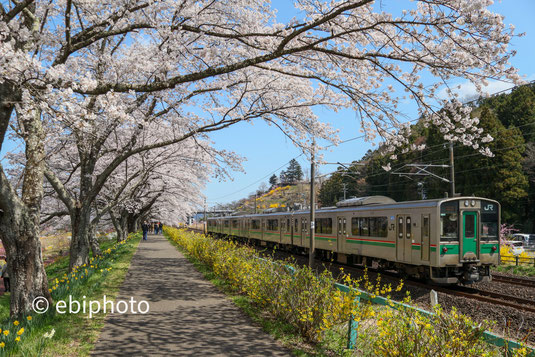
[92,234,291,356]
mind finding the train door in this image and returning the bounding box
[301,218,308,247]
[421,214,430,261]
[462,211,478,258]
[337,216,346,253]
[280,218,285,242]
[396,215,412,262]
[293,218,299,246]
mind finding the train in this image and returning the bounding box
[206,196,500,284]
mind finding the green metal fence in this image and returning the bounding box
[282,262,533,354]
[501,254,535,266]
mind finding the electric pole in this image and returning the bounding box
[203,199,207,234]
[309,140,316,267]
[449,142,455,197]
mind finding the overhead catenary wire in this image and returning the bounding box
[209,81,535,204]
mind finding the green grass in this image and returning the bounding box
[0,234,140,356]
[164,231,352,356]
[493,264,535,277]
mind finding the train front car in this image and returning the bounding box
[433,197,500,284]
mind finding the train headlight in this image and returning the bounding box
[471,200,476,207]
[464,200,469,207]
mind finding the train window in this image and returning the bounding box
[267,219,279,231]
[232,220,238,228]
[374,217,388,237]
[351,217,359,235]
[315,218,333,234]
[224,220,230,228]
[406,217,411,239]
[295,219,299,233]
[251,220,260,230]
[287,219,290,232]
[360,217,369,236]
[465,215,475,238]
[481,201,498,241]
[440,213,458,242]
[398,217,403,239]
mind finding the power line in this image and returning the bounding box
[208,153,304,201]
[209,81,535,203]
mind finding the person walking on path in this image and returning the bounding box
[141,221,149,241]
[154,222,158,235]
[1,259,10,292]
[158,222,163,234]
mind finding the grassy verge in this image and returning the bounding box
[0,233,140,356]
[493,265,535,277]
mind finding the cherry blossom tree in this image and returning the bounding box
[0,0,524,316]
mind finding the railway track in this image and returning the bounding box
[492,274,535,288]
[190,228,535,314]
[337,263,535,314]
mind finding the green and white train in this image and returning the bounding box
[206,196,500,284]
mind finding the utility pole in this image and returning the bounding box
[449,142,455,197]
[203,199,207,234]
[309,140,316,267]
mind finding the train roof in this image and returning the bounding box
[208,196,499,220]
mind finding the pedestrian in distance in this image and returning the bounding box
[1,258,10,292]
[159,222,163,235]
[142,221,149,241]
[154,222,158,235]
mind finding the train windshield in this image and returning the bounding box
[481,200,499,241]
[440,201,459,242]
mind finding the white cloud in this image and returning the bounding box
[437,74,535,103]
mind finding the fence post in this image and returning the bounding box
[347,296,360,349]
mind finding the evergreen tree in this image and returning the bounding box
[269,174,278,187]
[279,170,287,185]
[286,159,304,184]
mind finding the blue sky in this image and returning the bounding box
[1,1,534,209]
[204,0,535,207]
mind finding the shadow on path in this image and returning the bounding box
[92,234,290,356]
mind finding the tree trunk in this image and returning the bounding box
[69,207,91,270]
[0,107,51,317]
[127,214,138,234]
[0,82,19,151]
[109,211,124,243]
[88,224,101,257]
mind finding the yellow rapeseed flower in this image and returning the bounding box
[13,320,19,326]
[3,330,9,336]
[17,328,24,335]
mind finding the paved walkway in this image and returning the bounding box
[92,234,291,356]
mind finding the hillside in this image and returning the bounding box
[235,183,319,214]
